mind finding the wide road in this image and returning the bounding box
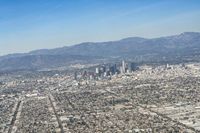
[8,100,21,133]
[48,94,65,133]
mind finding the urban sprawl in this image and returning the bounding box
[1,61,200,132]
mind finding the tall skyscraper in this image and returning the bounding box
[95,67,99,74]
[109,64,117,75]
[122,60,126,73]
[74,71,78,80]
[128,62,137,72]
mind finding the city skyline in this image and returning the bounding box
[0,0,200,55]
[1,1,200,132]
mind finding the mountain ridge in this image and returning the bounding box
[0,32,200,71]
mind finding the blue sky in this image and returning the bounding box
[0,0,200,55]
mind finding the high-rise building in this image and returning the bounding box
[82,71,87,79]
[122,60,126,73]
[113,64,117,74]
[95,67,99,74]
[109,64,117,75]
[100,66,106,73]
[128,62,137,72]
[120,66,124,74]
[74,71,78,80]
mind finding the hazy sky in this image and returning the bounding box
[0,0,200,55]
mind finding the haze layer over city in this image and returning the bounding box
[1,0,200,133]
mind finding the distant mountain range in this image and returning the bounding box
[0,32,200,71]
